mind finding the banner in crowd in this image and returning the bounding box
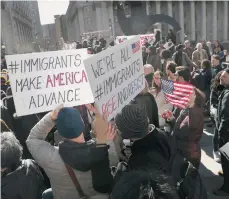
[116,34,155,46]
[5,49,94,116]
[62,42,77,50]
[84,36,145,120]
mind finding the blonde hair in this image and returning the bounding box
[144,64,154,76]
[196,43,202,51]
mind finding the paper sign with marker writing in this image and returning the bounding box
[84,36,145,120]
[5,49,94,116]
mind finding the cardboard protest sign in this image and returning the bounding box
[5,49,94,116]
[84,36,145,120]
[116,34,155,45]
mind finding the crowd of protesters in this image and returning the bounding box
[1,30,229,199]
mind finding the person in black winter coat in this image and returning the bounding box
[153,29,161,47]
[201,59,212,104]
[213,68,229,196]
[211,55,223,78]
[142,46,148,65]
[166,29,176,45]
[210,71,224,162]
[111,170,179,199]
[1,132,44,199]
[131,84,159,128]
[115,104,171,170]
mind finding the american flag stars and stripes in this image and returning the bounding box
[161,79,194,109]
[131,41,140,53]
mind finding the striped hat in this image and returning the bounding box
[115,104,149,139]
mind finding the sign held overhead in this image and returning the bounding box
[6,49,94,116]
[84,36,145,120]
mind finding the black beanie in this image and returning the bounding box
[115,104,149,139]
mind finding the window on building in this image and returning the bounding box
[86,18,91,26]
[87,6,92,12]
[124,3,131,16]
[85,6,92,12]
[114,15,118,22]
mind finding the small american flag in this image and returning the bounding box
[161,79,194,109]
[131,41,140,53]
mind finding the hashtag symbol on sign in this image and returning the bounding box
[94,84,103,100]
[8,61,19,74]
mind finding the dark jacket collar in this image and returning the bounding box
[59,140,95,171]
[131,128,171,160]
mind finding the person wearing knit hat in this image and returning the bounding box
[26,105,115,199]
[114,104,172,184]
[56,107,85,140]
[115,104,150,139]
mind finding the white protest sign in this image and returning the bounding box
[84,36,145,120]
[5,49,94,116]
[116,34,155,45]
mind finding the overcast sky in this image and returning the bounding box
[38,0,69,25]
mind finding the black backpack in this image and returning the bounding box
[191,70,207,91]
[145,130,208,199]
[169,151,208,199]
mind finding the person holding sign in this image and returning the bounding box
[26,104,115,199]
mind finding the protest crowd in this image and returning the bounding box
[1,28,229,199]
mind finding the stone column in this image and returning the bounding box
[167,1,173,29]
[95,2,102,31]
[78,8,85,35]
[108,1,115,37]
[179,1,184,43]
[190,1,195,41]
[201,1,207,40]
[155,1,161,30]
[212,1,217,41]
[223,1,228,41]
[101,2,109,31]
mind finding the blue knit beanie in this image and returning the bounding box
[56,107,85,139]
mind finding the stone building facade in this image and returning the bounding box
[30,0,43,51]
[1,1,43,55]
[65,1,228,43]
[146,1,228,42]
[42,23,57,51]
[65,1,115,42]
[54,14,68,42]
